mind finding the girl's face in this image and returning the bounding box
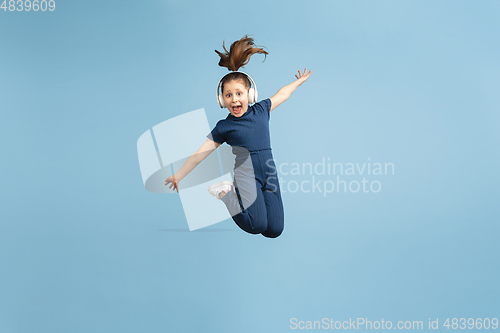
[222,80,249,117]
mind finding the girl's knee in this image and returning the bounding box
[249,219,268,234]
[234,214,267,235]
[261,226,283,238]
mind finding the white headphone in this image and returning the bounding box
[216,71,258,108]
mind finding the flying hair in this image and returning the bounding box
[215,35,268,92]
[215,35,268,72]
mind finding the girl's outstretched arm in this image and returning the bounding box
[164,138,221,192]
[270,68,312,112]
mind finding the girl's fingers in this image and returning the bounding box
[165,175,179,192]
[296,68,311,80]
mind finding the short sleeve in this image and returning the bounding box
[253,98,272,119]
[207,120,226,144]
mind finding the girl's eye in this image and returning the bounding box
[237,92,241,96]
[226,94,231,98]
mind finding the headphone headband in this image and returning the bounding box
[216,71,258,108]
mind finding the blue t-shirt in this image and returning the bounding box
[207,98,272,152]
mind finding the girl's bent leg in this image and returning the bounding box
[260,188,284,238]
[220,181,268,235]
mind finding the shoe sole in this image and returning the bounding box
[207,180,233,192]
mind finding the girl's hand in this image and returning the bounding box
[295,68,312,85]
[165,175,179,193]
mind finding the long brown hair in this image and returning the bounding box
[215,35,268,92]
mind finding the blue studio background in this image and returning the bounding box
[1,1,499,332]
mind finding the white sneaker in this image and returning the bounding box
[207,181,233,200]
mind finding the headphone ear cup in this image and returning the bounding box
[218,94,225,108]
[248,88,255,104]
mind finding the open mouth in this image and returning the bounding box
[232,105,242,113]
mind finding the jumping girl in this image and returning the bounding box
[165,35,311,238]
